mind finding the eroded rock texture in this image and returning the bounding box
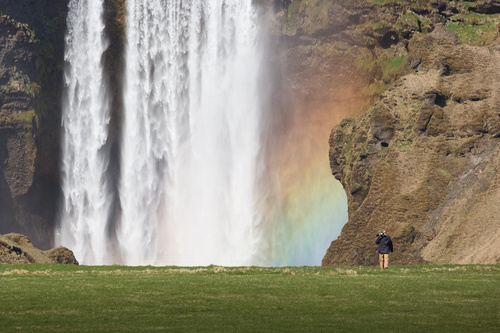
[324,17,500,266]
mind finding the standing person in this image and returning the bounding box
[376,230,393,269]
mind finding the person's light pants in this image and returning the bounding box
[379,253,389,269]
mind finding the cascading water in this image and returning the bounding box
[57,0,348,267]
[57,0,112,264]
[119,0,266,266]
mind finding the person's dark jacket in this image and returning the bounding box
[376,235,393,254]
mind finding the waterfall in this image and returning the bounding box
[57,0,112,264]
[119,0,266,266]
[57,0,348,267]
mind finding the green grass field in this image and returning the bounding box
[0,264,498,332]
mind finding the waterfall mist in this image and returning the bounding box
[57,0,348,266]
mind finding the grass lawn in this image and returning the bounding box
[0,264,498,332]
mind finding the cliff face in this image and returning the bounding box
[0,0,68,248]
[321,1,500,266]
[0,12,37,231]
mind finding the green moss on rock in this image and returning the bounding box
[445,14,500,45]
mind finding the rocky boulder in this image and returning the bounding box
[0,233,78,264]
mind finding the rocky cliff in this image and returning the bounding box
[0,0,68,248]
[318,0,500,266]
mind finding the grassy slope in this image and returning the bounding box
[0,265,498,332]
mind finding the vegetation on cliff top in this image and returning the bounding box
[279,0,500,104]
[446,12,500,45]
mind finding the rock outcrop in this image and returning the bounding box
[0,0,68,248]
[0,233,78,264]
[323,1,500,266]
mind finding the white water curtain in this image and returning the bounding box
[118,0,266,266]
[58,0,112,264]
